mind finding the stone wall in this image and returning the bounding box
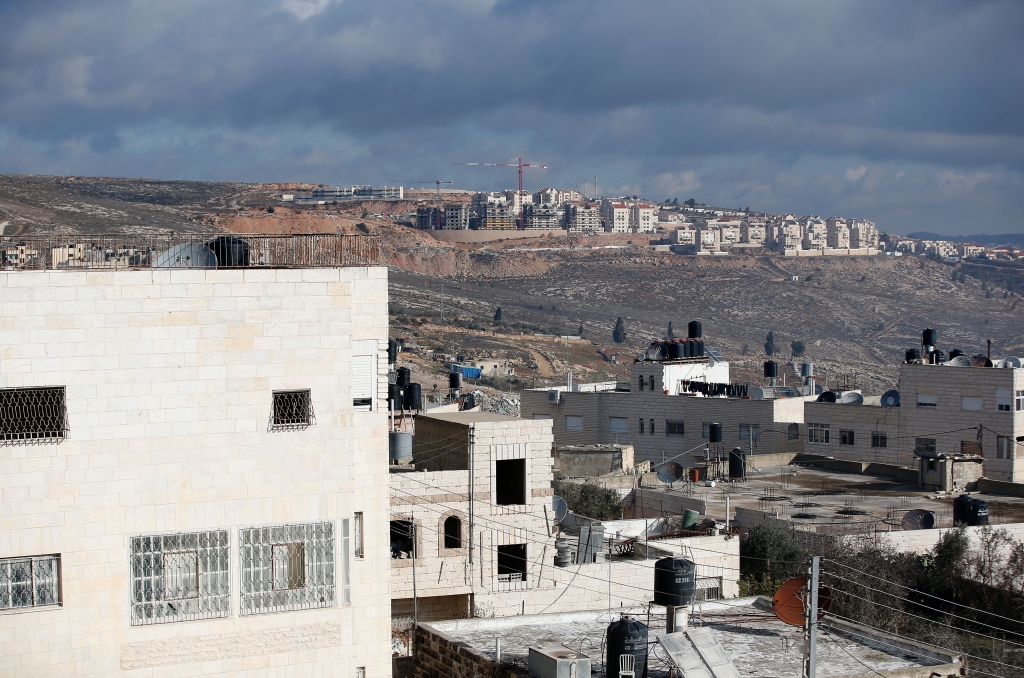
[414,623,497,678]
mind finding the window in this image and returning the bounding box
[495,459,527,505]
[916,394,937,408]
[352,353,375,411]
[961,441,981,456]
[997,436,1012,460]
[838,429,854,446]
[270,390,314,430]
[739,424,761,446]
[356,669,366,678]
[390,520,414,559]
[787,423,800,441]
[649,419,654,436]
[341,518,351,606]
[927,459,937,471]
[609,417,628,434]
[1017,391,1024,412]
[702,422,711,439]
[353,513,363,559]
[0,555,60,611]
[496,544,528,582]
[444,516,463,549]
[639,419,645,435]
[130,530,230,625]
[807,423,830,444]
[564,415,583,432]
[996,390,1011,412]
[961,396,982,411]
[915,438,937,456]
[0,386,69,445]
[666,420,685,435]
[871,432,887,448]
[239,522,335,615]
[638,376,645,391]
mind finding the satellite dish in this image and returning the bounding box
[552,496,569,522]
[816,391,837,403]
[901,509,936,531]
[646,345,662,360]
[881,390,900,407]
[153,243,217,269]
[945,355,972,367]
[998,356,1022,369]
[772,577,833,627]
[656,462,685,484]
[839,392,864,405]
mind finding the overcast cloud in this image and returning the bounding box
[1,0,1022,234]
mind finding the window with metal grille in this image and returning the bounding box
[739,424,760,446]
[693,576,722,603]
[0,387,69,445]
[807,423,830,444]
[269,390,314,430]
[239,522,335,615]
[130,531,229,625]
[871,432,887,448]
[787,423,800,440]
[0,555,61,611]
[840,430,855,446]
[353,513,364,558]
[665,420,685,435]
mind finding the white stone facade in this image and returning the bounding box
[0,267,392,676]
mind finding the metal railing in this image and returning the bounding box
[0,233,382,270]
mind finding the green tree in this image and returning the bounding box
[577,323,585,337]
[667,321,675,339]
[791,340,805,357]
[740,521,807,589]
[553,480,622,521]
[764,331,775,356]
[613,317,627,344]
[493,307,502,324]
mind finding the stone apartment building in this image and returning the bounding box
[600,200,630,233]
[565,202,602,232]
[524,204,564,230]
[848,219,879,249]
[443,203,472,230]
[630,203,656,233]
[740,221,766,245]
[826,218,851,248]
[0,236,392,677]
[802,361,1024,485]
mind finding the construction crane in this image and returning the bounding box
[405,180,454,229]
[454,158,547,229]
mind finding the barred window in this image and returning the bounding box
[871,432,887,448]
[840,430,855,446]
[130,531,230,626]
[270,390,314,431]
[239,522,335,615]
[0,387,69,445]
[0,555,61,611]
[739,424,760,446]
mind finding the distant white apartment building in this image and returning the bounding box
[848,219,879,249]
[566,202,602,232]
[630,203,656,233]
[601,200,630,233]
[960,244,986,258]
[670,226,697,245]
[826,218,851,249]
[533,188,582,206]
[313,185,404,201]
[741,221,766,244]
[0,234,392,677]
[444,203,472,230]
[802,218,828,250]
[502,189,534,217]
[525,204,564,230]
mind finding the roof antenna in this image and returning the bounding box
[987,339,991,361]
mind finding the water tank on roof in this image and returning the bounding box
[606,616,648,678]
[905,348,921,363]
[764,361,778,378]
[448,372,462,389]
[397,367,411,388]
[654,557,696,607]
[801,362,814,377]
[404,383,422,411]
[388,339,398,365]
[388,431,412,460]
[708,422,723,443]
[670,341,685,360]
[387,383,403,411]
[695,340,704,358]
[922,328,937,347]
[949,349,964,359]
[729,447,746,480]
[953,495,989,526]
[688,321,702,339]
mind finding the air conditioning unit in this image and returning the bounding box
[528,646,591,678]
[547,389,560,405]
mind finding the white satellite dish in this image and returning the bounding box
[552,496,569,522]
[945,355,972,367]
[153,243,217,269]
[998,356,1022,369]
[839,392,864,405]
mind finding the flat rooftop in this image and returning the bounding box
[417,411,519,425]
[429,599,958,677]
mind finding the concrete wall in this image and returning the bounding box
[0,268,392,677]
[557,444,634,477]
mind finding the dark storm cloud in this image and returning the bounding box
[1,0,1022,234]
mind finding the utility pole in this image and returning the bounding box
[412,512,419,632]
[802,555,819,678]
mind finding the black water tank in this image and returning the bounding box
[206,235,250,267]
[388,339,398,365]
[606,616,648,678]
[387,383,403,411]
[971,498,990,525]
[660,341,672,360]
[670,341,685,360]
[949,348,964,359]
[953,494,972,525]
[708,422,723,443]
[764,361,778,378]
[905,348,920,363]
[397,367,411,388]
[922,328,937,347]
[404,383,422,411]
[461,393,476,410]
[456,354,464,363]
[695,340,704,358]
[448,372,463,389]
[654,557,697,606]
[688,321,702,339]
[681,340,691,358]
[729,447,746,480]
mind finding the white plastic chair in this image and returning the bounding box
[619,653,636,678]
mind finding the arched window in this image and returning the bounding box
[443,516,462,549]
[787,423,800,440]
[639,419,645,434]
[649,419,655,436]
[638,375,645,391]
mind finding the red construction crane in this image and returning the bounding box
[454,158,547,229]
[406,180,454,229]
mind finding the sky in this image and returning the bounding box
[1,0,1022,235]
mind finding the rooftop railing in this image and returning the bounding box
[0,233,382,270]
